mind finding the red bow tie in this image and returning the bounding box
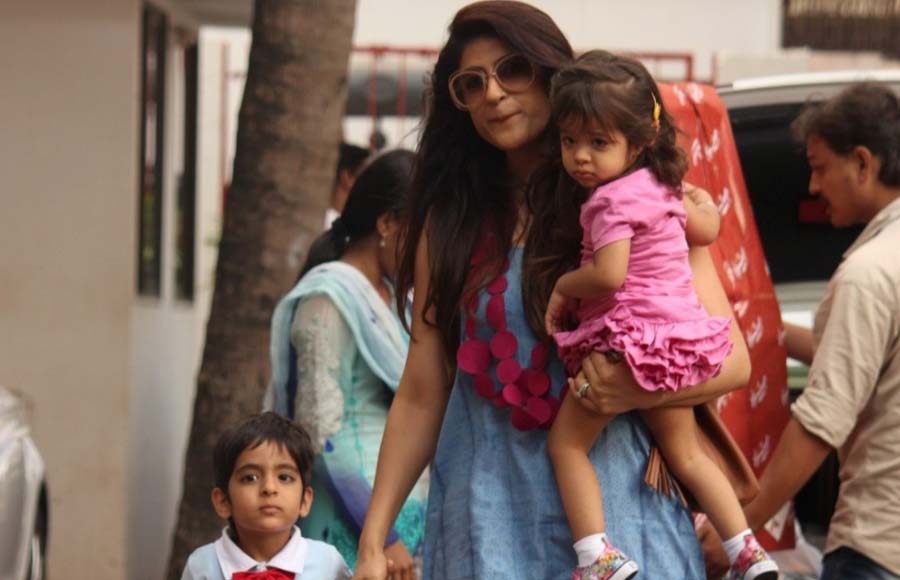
[232,567,295,580]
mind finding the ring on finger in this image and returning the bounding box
[576,381,591,398]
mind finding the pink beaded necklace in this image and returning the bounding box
[455,232,560,430]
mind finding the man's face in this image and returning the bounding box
[806,135,867,228]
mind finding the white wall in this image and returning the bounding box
[353,0,783,81]
[0,1,139,577]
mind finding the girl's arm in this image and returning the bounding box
[355,232,454,579]
[545,240,630,336]
[556,239,631,298]
[683,187,721,247]
[572,246,751,414]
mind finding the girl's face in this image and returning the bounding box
[456,37,551,153]
[559,120,637,189]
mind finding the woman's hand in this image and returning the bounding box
[545,283,570,336]
[383,540,416,580]
[569,351,659,415]
[353,546,389,580]
[696,516,730,578]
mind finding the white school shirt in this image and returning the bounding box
[180,526,351,580]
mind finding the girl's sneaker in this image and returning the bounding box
[571,543,639,580]
[727,535,779,580]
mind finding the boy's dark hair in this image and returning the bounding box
[549,50,687,189]
[213,412,315,494]
[792,82,900,187]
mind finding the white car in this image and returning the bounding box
[0,386,48,580]
[718,69,900,380]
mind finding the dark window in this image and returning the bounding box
[727,103,862,284]
[175,42,198,301]
[137,4,167,296]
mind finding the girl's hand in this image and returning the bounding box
[353,548,388,580]
[545,284,570,336]
[568,351,658,415]
[384,540,416,580]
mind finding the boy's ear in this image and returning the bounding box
[298,485,314,519]
[211,487,232,520]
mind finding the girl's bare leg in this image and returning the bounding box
[547,394,614,539]
[640,406,747,538]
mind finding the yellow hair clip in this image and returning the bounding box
[651,93,661,131]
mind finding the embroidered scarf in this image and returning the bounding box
[266,261,409,418]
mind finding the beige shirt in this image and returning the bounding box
[792,196,900,574]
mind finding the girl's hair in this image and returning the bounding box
[395,0,574,359]
[300,149,415,278]
[522,50,687,340]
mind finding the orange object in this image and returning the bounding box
[661,82,796,551]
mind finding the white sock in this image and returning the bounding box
[574,533,609,567]
[723,529,753,565]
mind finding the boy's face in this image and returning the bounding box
[560,121,635,189]
[212,441,312,538]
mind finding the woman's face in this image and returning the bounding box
[456,37,551,153]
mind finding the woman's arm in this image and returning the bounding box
[783,322,814,365]
[355,233,454,579]
[572,246,751,414]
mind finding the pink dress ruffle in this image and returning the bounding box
[556,303,732,392]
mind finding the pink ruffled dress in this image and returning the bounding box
[554,168,732,392]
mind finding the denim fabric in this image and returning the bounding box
[421,248,704,580]
[821,547,900,580]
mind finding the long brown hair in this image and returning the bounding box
[395,1,573,360]
[522,51,688,340]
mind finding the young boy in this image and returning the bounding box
[181,412,351,580]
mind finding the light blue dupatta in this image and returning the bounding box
[265,261,409,417]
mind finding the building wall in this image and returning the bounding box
[0,0,140,577]
[353,0,783,81]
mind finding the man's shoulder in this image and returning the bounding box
[836,231,900,296]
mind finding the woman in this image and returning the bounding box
[267,150,428,575]
[354,3,751,579]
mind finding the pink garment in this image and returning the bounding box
[554,168,732,392]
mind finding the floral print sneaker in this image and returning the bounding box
[727,535,779,580]
[571,543,639,580]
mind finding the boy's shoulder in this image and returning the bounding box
[300,538,352,580]
[180,542,224,580]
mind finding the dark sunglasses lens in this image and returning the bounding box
[496,55,534,90]
[451,73,486,107]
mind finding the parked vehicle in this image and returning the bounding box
[719,69,900,346]
[0,386,48,580]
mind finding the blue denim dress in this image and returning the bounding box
[421,248,704,579]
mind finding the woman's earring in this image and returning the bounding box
[379,236,386,248]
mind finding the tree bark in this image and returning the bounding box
[166,1,356,577]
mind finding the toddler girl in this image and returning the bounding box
[544,50,778,580]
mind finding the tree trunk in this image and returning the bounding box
[166,1,356,577]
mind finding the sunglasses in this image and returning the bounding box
[448,53,537,110]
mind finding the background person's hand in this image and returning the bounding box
[384,539,416,580]
[353,548,389,580]
[570,351,657,415]
[696,515,730,578]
